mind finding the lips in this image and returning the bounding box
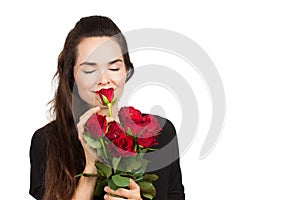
[94,88,115,105]
[92,87,117,93]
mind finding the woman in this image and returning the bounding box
[29,15,185,200]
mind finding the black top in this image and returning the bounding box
[29,116,185,200]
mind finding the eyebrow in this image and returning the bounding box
[79,61,97,66]
[79,59,123,67]
[108,59,123,65]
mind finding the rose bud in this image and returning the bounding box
[95,88,116,106]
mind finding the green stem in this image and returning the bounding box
[100,138,108,160]
[107,103,112,117]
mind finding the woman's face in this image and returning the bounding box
[74,36,127,108]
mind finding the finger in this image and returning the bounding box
[105,185,142,200]
[106,116,115,123]
[104,186,126,197]
[128,179,140,191]
[104,186,131,198]
[77,125,84,140]
[77,107,100,142]
[103,194,124,200]
[77,106,100,127]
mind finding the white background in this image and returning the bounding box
[1,0,300,199]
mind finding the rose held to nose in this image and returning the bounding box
[95,88,115,105]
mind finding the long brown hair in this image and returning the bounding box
[44,16,134,200]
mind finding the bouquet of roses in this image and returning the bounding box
[77,88,161,199]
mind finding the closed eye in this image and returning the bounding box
[83,70,96,74]
[107,59,123,72]
[109,68,120,71]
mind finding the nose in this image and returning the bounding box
[97,70,110,85]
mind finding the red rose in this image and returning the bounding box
[86,113,107,138]
[118,107,162,136]
[106,121,124,140]
[142,115,162,134]
[136,129,158,148]
[118,106,142,123]
[95,88,114,105]
[109,133,136,157]
[105,121,136,157]
[118,107,144,135]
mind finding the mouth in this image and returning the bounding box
[92,87,117,93]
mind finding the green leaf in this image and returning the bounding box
[122,156,142,172]
[111,97,117,105]
[112,157,121,173]
[95,162,112,178]
[133,174,144,182]
[136,152,145,160]
[112,174,130,187]
[138,181,156,198]
[146,147,157,151]
[94,179,107,196]
[97,148,103,158]
[115,158,126,172]
[127,161,142,172]
[127,128,133,136]
[108,178,118,191]
[143,173,159,182]
[135,158,149,174]
[101,94,109,104]
[83,133,102,149]
[139,148,149,154]
[142,193,154,200]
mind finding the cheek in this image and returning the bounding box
[115,78,126,98]
[75,73,97,91]
[112,71,127,86]
[116,77,126,87]
[75,75,97,106]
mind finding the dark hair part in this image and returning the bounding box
[44,16,134,200]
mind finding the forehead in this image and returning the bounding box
[76,36,123,64]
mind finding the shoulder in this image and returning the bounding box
[31,121,56,141]
[152,115,176,134]
[151,115,178,148]
[30,121,56,153]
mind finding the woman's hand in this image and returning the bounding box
[104,179,142,200]
[77,106,101,173]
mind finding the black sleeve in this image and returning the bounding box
[165,120,185,199]
[167,158,185,199]
[150,117,185,200]
[29,128,47,200]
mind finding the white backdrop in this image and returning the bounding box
[1,0,300,199]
